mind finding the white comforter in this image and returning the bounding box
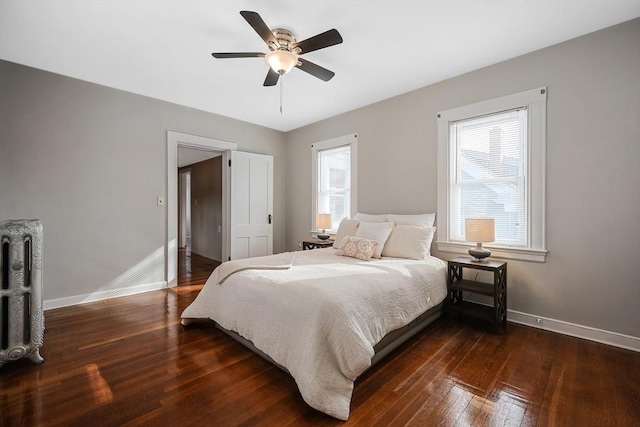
[181,248,447,420]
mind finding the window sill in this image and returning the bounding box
[436,241,547,263]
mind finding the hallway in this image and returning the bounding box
[177,247,220,287]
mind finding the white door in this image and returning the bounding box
[230,151,273,260]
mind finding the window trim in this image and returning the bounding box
[436,88,548,262]
[311,133,358,233]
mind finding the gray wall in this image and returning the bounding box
[189,157,222,262]
[285,19,640,338]
[0,60,286,302]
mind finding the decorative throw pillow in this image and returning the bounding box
[333,218,360,248]
[381,226,436,259]
[336,236,379,261]
[355,221,394,258]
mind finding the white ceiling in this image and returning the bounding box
[1,1,638,132]
[178,146,222,168]
[178,146,221,168]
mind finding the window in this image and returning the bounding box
[437,88,547,262]
[450,109,528,245]
[312,134,358,231]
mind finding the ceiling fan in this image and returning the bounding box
[212,11,343,87]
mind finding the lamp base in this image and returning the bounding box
[317,234,330,240]
[469,247,491,263]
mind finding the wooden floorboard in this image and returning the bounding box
[1,251,639,426]
[177,247,220,287]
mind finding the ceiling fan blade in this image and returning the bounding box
[296,58,335,82]
[292,29,343,55]
[263,68,280,86]
[240,11,280,49]
[212,52,265,59]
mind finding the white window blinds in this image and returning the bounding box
[449,108,528,246]
[317,145,351,230]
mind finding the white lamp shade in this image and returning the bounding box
[265,50,297,75]
[465,217,495,243]
[316,213,332,230]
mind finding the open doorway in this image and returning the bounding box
[177,149,222,287]
[166,131,274,288]
[166,131,237,288]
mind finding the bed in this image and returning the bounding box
[181,215,447,420]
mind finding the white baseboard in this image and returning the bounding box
[508,309,640,352]
[44,281,168,311]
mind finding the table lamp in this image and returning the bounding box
[465,217,495,262]
[316,213,332,240]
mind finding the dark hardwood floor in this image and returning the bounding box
[177,246,220,287]
[1,251,639,426]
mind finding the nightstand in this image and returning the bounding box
[302,239,334,250]
[447,257,507,333]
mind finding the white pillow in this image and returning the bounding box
[354,212,388,223]
[336,236,378,261]
[332,218,359,248]
[381,226,436,259]
[387,213,436,228]
[355,221,394,258]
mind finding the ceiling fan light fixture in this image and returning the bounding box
[212,11,342,86]
[265,50,297,75]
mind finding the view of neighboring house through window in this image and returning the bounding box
[312,134,358,232]
[450,109,528,246]
[437,87,547,262]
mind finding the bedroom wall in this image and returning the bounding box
[0,60,286,304]
[189,156,223,262]
[285,19,640,341]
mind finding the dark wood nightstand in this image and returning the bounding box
[302,239,334,250]
[447,257,507,333]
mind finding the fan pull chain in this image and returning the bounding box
[279,77,284,114]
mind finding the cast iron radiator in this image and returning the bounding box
[0,219,44,368]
